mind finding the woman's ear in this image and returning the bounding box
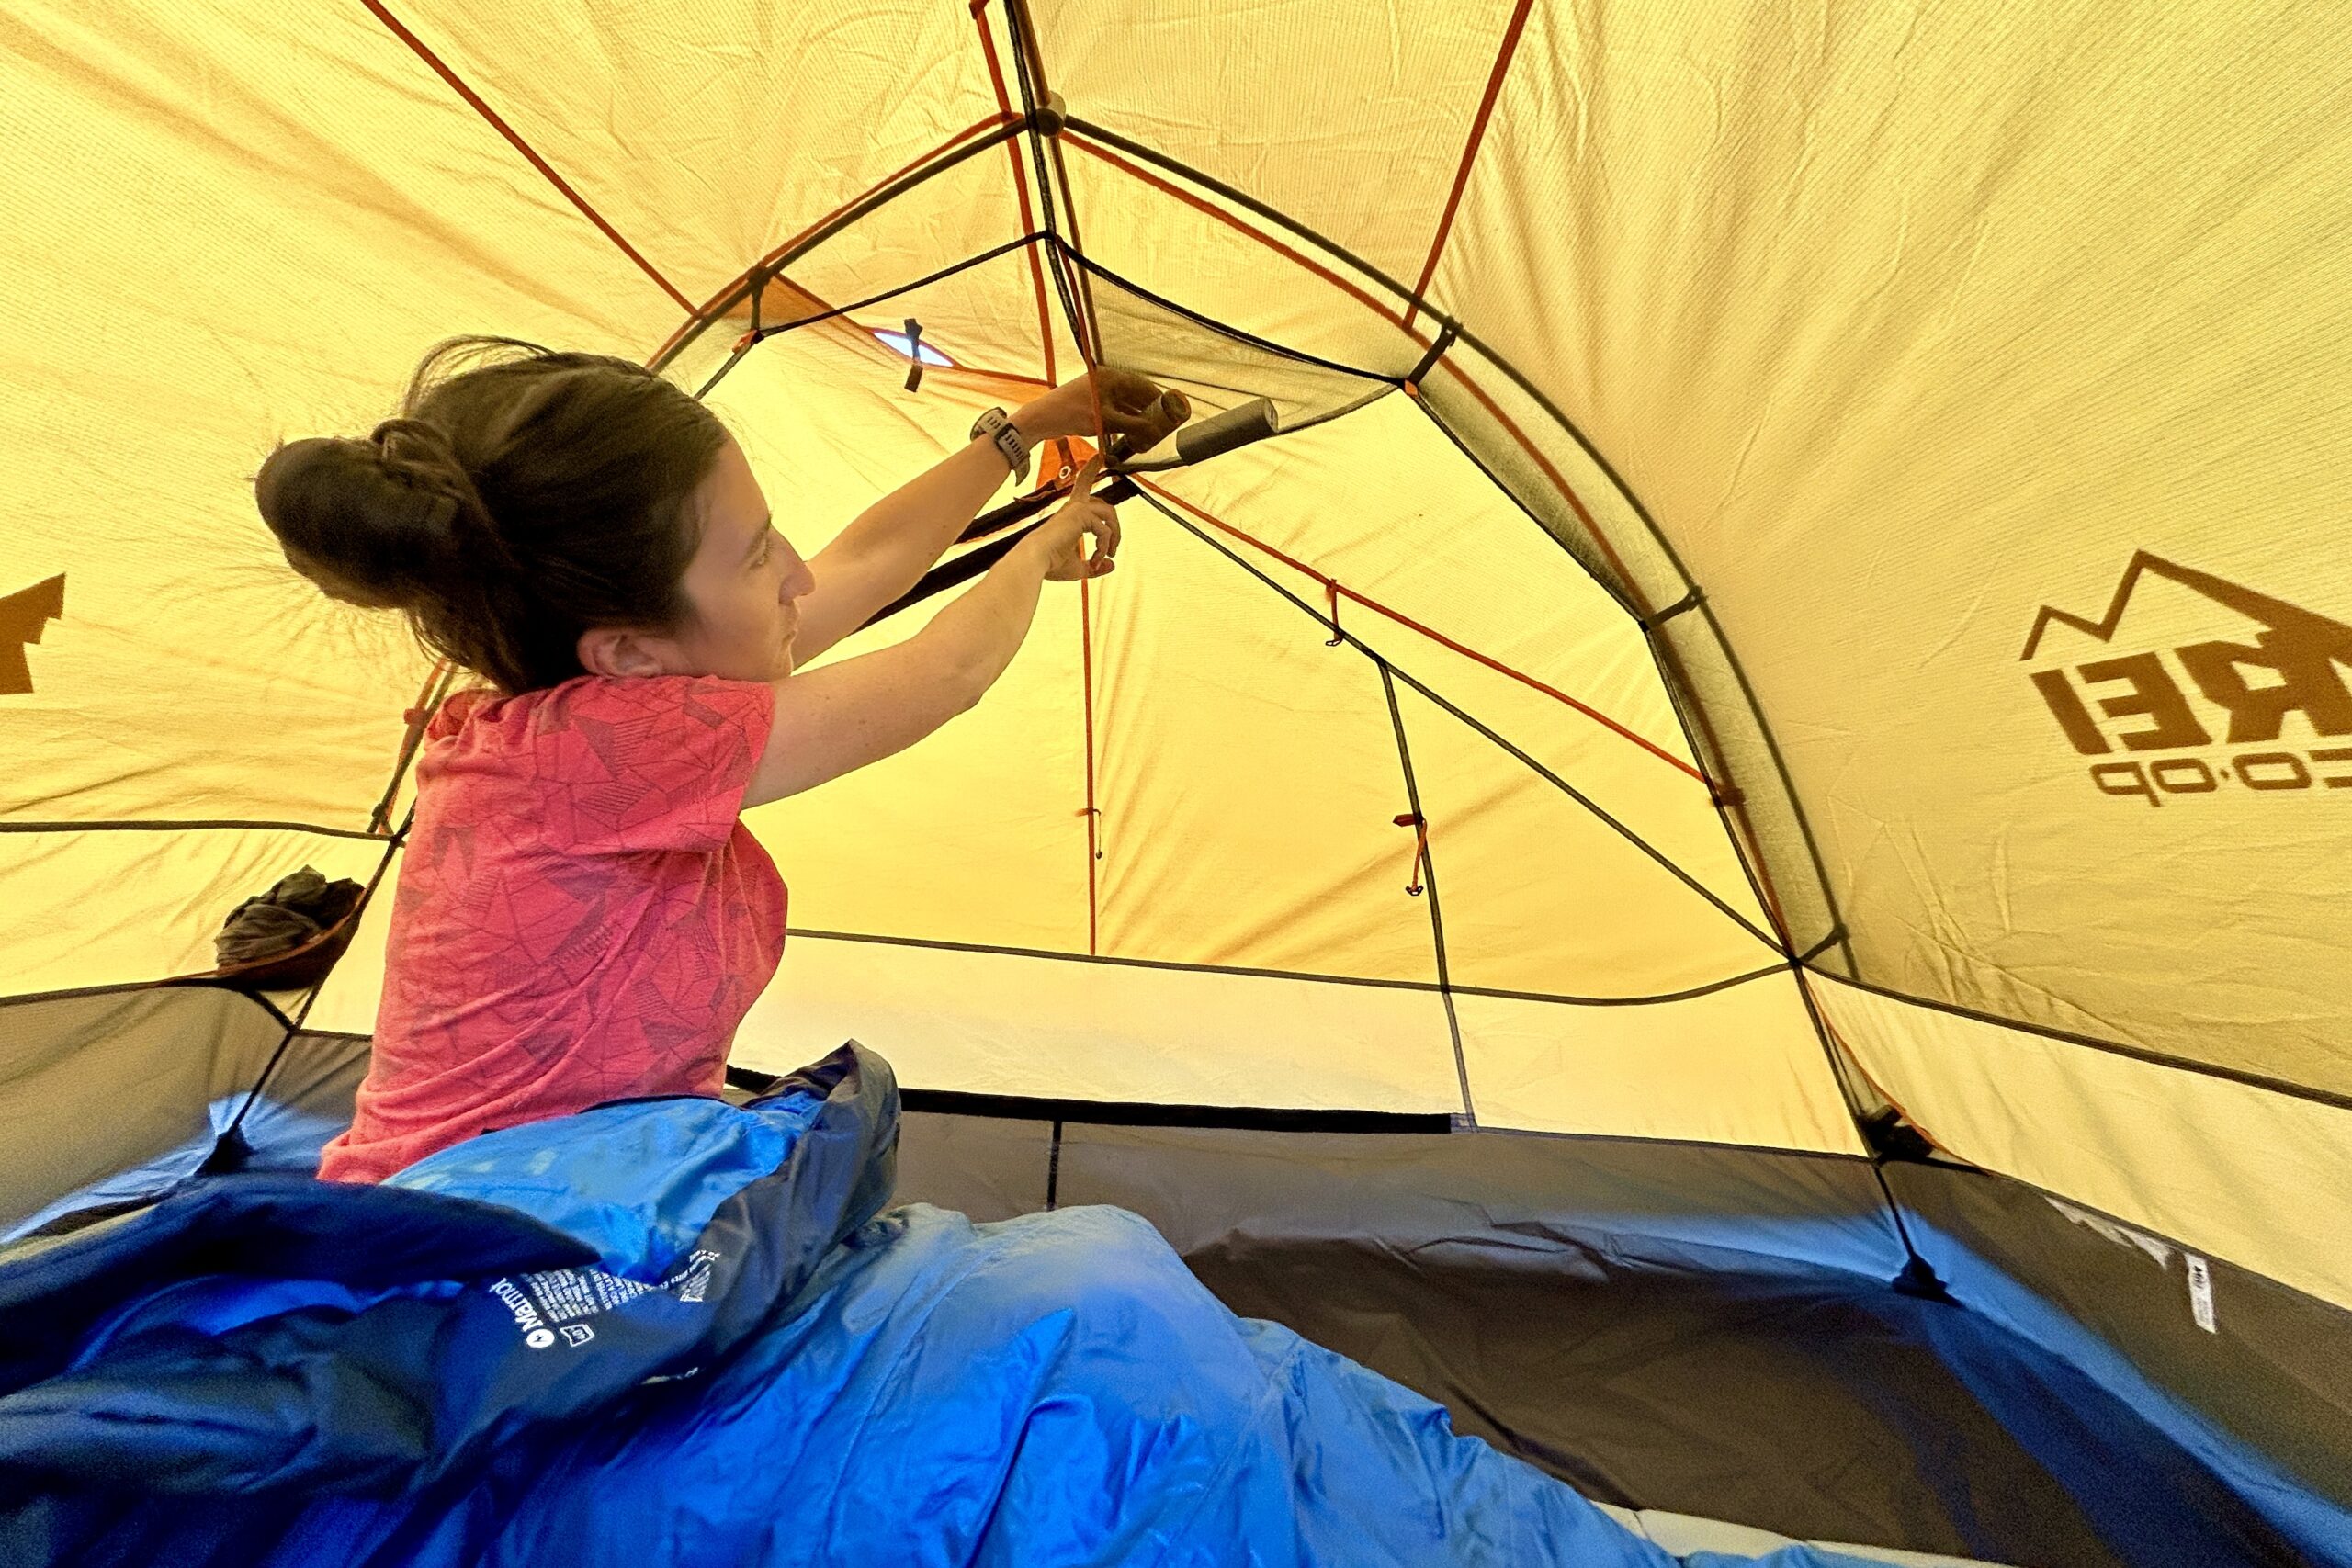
[576,625,673,679]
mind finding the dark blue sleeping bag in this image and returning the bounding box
[0,1045,1866,1566]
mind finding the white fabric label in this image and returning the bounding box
[2186,1254,2217,1333]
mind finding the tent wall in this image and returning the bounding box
[1891,1162,2352,1538]
[0,1,669,833]
[0,989,364,1237]
[1819,978,2352,1313]
[0,829,388,999]
[1425,0,2352,1095]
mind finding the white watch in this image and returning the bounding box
[969,406,1031,483]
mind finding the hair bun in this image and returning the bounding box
[255,428,475,609]
[254,335,726,693]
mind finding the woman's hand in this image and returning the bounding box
[1021,457,1121,582]
[1016,367,1191,454]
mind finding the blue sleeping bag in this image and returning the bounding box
[0,1045,1870,1566]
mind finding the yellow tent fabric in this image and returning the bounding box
[3,0,2347,1347]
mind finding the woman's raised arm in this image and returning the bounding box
[743,465,1122,807]
[786,369,1183,663]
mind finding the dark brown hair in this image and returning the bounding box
[255,336,729,694]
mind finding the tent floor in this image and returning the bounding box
[1182,1237,2096,1561]
[890,1107,2318,1568]
[1602,1506,2008,1566]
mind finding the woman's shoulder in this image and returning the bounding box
[418,674,776,853]
[429,674,772,745]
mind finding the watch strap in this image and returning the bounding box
[969,406,1031,482]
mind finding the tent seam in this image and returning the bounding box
[1143,479,1713,789]
[1405,0,1537,331]
[1809,969,2352,1116]
[1374,659,1475,1122]
[969,0,1058,384]
[0,982,295,1030]
[983,3,1114,962]
[646,115,1023,372]
[688,233,1052,404]
[356,0,694,313]
[784,927,1792,1010]
[0,819,388,840]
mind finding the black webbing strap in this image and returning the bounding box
[859,476,1140,633]
[864,528,1032,629]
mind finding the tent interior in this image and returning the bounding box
[4,3,2350,1564]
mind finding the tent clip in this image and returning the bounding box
[1638,588,1704,632]
[1401,318,1459,398]
[1324,581,1345,646]
[1795,922,1849,965]
[1394,812,1429,896]
[729,263,773,355]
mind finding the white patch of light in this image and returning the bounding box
[872,329,953,367]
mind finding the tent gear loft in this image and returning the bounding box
[1,5,2348,1566]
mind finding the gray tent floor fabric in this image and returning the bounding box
[1614,1506,2012,1565]
[891,1110,2093,1562]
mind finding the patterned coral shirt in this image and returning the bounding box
[319,675,786,1183]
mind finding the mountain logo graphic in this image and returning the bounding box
[0,574,64,696]
[2022,552,2352,805]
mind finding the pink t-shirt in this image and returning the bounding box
[318,674,786,1184]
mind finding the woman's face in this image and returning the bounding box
[666,438,814,683]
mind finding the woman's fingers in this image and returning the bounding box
[1091,369,1189,450]
[1077,500,1117,548]
[1086,509,1118,577]
[1076,502,1119,578]
[1033,434,1125,581]
[1037,464,1124,581]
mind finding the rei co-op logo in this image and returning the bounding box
[2022,552,2352,807]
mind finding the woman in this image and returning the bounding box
[255,336,1185,1184]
